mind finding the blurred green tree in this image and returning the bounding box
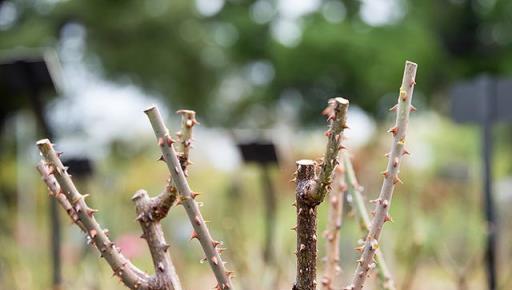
[1,0,512,126]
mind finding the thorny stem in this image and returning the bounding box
[345,61,417,290]
[36,161,87,233]
[293,160,319,290]
[342,151,396,290]
[176,109,198,176]
[144,106,233,290]
[132,190,183,290]
[293,97,349,290]
[147,181,179,221]
[314,98,350,203]
[37,139,152,290]
[151,110,198,221]
[321,163,346,290]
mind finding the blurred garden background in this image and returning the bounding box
[1,0,512,289]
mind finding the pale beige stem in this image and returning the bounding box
[342,151,396,290]
[176,109,198,176]
[36,161,87,233]
[37,140,153,289]
[151,109,198,220]
[132,190,183,290]
[144,106,233,290]
[346,61,417,290]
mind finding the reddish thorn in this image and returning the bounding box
[387,126,399,137]
[167,137,174,146]
[190,231,199,240]
[86,208,99,217]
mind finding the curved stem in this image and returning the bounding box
[37,139,152,289]
[133,190,183,290]
[36,161,87,233]
[148,179,179,221]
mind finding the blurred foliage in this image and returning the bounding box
[1,1,512,288]
[1,0,512,126]
[1,120,511,289]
